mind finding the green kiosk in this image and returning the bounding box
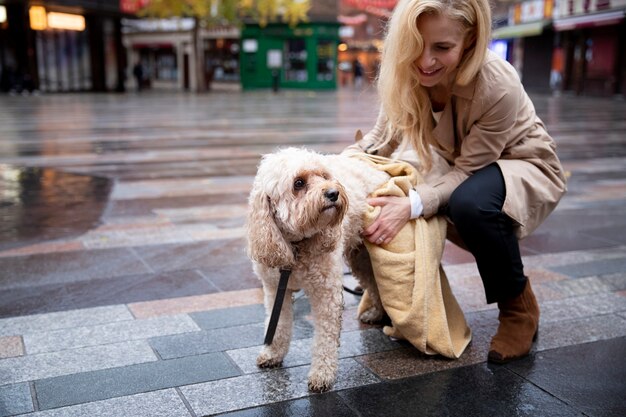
[240,22,340,90]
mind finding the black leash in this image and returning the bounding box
[263,269,363,345]
[264,268,292,345]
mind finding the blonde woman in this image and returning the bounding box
[356,0,567,363]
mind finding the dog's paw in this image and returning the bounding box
[307,372,335,393]
[256,351,283,369]
[359,306,384,324]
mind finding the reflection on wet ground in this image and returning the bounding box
[0,165,111,250]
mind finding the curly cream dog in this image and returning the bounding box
[246,146,389,392]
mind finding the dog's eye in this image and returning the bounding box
[294,178,306,190]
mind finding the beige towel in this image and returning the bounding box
[355,154,471,359]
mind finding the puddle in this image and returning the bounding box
[0,165,112,250]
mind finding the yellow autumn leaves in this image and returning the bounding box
[139,0,310,28]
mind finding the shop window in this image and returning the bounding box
[285,39,307,82]
[316,40,334,82]
[205,39,240,81]
[155,51,177,81]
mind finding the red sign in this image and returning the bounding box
[120,0,151,14]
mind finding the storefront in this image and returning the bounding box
[239,22,340,90]
[492,0,555,92]
[122,18,240,91]
[554,4,626,96]
[0,1,126,93]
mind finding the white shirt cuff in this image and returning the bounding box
[409,189,423,219]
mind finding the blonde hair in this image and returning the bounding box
[376,0,492,171]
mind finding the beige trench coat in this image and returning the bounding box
[360,51,567,239]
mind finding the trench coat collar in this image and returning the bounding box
[431,71,478,153]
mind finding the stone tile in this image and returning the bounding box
[24,314,200,354]
[0,240,84,258]
[600,272,626,291]
[0,249,151,291]
[581,224,626,245]
[150,323,266,360]
[549,257,626,278]
[0,335,24,358]
[540,276,614,298]
[227,329,402,374]
[338,362,580,417]
[356,323,494,380]
[128,288,263,319]
[0,383,33,416]
[540,292,626,324]
[110,176,251,200]
[0,305,133,337]
[81,223,245,249]
[508,337,626,417]
[106,194,248,218]
[180,358,380,416]
[521,246,626,270]
[520,229,616,255]
[0,341,156,385]
[35,352,240,410]
[190,304,265,330]
[216,392,359,417]
[17,389,190,417]
[133,238,250,273]
[0,270,217,319]
[537,314,626,351]
[198,260,262,292]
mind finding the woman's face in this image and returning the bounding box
[415,13,468,89]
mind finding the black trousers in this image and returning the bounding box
[445,163,527,304]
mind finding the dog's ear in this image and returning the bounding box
[246,189,295,269]
[354,129,363,143]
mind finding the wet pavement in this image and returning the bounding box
[0,88,625,416]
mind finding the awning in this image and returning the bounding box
[492,20,550,39]
[553,9,625,31]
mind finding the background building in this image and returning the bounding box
[0,0,127,93]
[492,0,625,97]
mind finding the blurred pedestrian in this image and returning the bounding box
[349,0,567,363]
[353,58,364,88]
[132,61,144,92]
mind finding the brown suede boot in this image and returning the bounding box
[488,280,539,364]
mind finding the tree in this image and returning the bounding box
[137,0,311,91]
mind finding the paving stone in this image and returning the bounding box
[0,335,24,358]
[508,337,626,417]
[549,257,626,278]
[227,328,402,374]
[0,305,133,337]
[600,272,626,291]
[34,352,240,410]
[0,383,33,416]
[128,288,263,319]
[539,292,626,324]
[150,323,266,360]
[14,389,190,417]
[190,304,265,330]
[23,314,199,354]
[337,362,580,417]
[540,276,614,298]
[180,358,379,416]
[216,392,359,417]
[537,314,626,351]
[0,341,156,385]
[0,249,151,290]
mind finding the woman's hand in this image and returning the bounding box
[363,196,411,245]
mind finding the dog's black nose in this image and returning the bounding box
[325,189,339,202]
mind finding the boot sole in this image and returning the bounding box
[487,331,538,364]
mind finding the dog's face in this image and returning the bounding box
[259,148,347,239]
[246,148,348,268]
